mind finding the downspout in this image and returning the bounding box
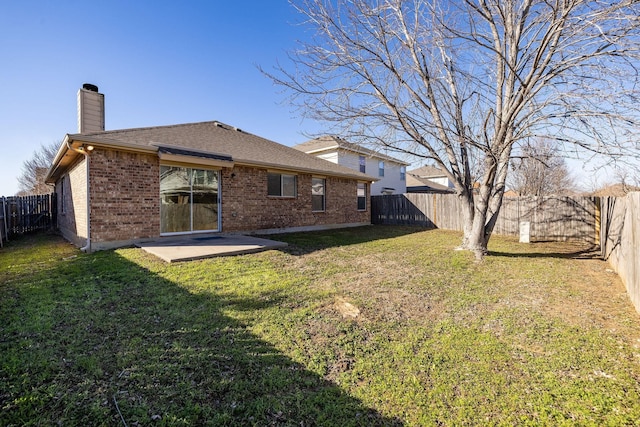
[66,140,92,252]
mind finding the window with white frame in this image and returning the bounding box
[359,156,366,173]
[357,183,367,211]
[378,161,385,177]
[400,166,406,181]
[312,177,325,211]
[268,172,297,197]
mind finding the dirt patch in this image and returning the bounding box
[334,297,361,319]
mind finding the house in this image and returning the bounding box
[406,165,455,193]
[45,85,376,251]
[405,175,455,194]
[293,136,409,195]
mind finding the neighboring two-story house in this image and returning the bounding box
[293,136,409,195]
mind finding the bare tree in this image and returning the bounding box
[509,139,576,196]
[17,141,59,195]
[613,169,640,194]
[267,0,640,258]
[587,168,640,196]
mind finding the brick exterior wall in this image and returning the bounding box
[220,166,370,232]
[56,156,87,247]
[57,150,370,249]
[89,148,160,244]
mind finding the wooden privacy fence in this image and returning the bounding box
[600,193,640,314]
[372,192,640,315]
[0,194,57,246]
[371,193,599,244]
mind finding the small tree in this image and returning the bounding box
[268,0,640,258]
[509,139,576,196]
[17,141,59,195]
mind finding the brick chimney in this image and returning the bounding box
[77,83,104,133]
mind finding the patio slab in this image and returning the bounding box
[136,234,288,262]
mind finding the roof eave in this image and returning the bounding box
[300,144,340,155]
[44,134,159,183]
[69,134,158,154]
[337,147,410,165]
[45,135,72,184]
[234,159,378,182]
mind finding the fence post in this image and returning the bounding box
[3,196,8,242]
[0,196,4,247]
[594,197,601,247]
[432,193,437,226]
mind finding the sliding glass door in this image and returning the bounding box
[160,166,219,234]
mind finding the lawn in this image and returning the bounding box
[1,226,639,426]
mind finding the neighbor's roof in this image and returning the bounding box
[46,121,378,183]
[408,165,449,179]
[293,135,409,165]
[406,175,454,193]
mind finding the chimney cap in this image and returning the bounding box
[82,83,99,92]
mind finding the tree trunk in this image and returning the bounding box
[464,199,490,260]
[458,186,491,260]
[459,154,503,259]
[458,190,475,249]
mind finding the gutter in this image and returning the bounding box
[233,159,379,182]
[66,140,92,253]
[46,135,158,184]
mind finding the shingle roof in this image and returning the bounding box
[53,121,376,181]
[293,135,341,152]
[408,165,448,179]
[293,135,409,165]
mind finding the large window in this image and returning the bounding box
[160,166,219,234]
[378,161,385,177]
[357,183,367,211]
[268,172,297,197]
[312,178,325,212]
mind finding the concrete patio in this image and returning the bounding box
[136,234,288,262]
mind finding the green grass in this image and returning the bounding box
[1,227,640,426]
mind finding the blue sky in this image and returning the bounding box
[0,1,328,195]
[0,1,630,196]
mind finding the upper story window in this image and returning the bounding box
[268,172,297,197]
[359,156,366,173]
[400,166,406,181]
[192,169,218,187]
[312,177,326,212]
[378,161,385,177]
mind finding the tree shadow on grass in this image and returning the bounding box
[0,243,403,426]
[488,243,602,260]
[272,224,432,257]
